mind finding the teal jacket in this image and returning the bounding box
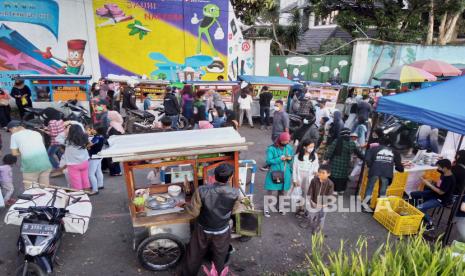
[265,144,294,191]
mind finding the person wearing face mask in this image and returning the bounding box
[292,139,319,218]
[264,132,294,217]
[411,159,456,231]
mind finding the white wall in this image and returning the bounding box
[349,40,371,83]
[253,39,272,76]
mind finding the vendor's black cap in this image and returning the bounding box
[7,120,22,130]
[214,163,234,183]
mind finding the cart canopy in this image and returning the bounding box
[185,81,239,85]
[376,76,465,135]
[97,127,249,162]
[238,75,296,86]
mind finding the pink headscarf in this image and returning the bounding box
[275,131,291,146]
[107,111,125,134]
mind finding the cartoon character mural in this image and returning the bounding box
[191,4,225,73]
[93,0,230,81]
[36,39,87,75]
[0,0,96,89]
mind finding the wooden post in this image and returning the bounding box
[234,151,240,188]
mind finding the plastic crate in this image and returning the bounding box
[390,172,409,188]
[359,169,408,199]
[369,186,405,209]
[373,197,424,236]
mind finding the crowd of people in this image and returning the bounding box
[259,85,465,235]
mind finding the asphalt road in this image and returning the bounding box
[0,127,402,275]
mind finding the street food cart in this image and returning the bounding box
[185,81,239,110]
[16,74,92,110]
[97,128,259,271]
[304,81,342,109]
[238,75,295,117]
[106,76,170,107]
[339,83,373,100]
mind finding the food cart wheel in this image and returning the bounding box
[137,233,185,271]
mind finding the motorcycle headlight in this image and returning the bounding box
[22,234,54,256]
[25,245,47,256]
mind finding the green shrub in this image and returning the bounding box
[306,232,465,275]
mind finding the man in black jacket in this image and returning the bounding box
[180,164,242,276]
[363,138,404,212]
[163,87,180,129]
[121,83,138,114]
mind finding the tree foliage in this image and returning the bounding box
[310,0,465,45]
[231,0,275,25]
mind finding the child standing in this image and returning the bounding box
[87,128,105,195]
[0,154,18,206]
[62,124,90,190]
[299,165,334,233]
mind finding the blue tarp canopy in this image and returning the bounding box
[376,76,465,135]
[238,75,296,86]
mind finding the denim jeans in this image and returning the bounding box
[410,190,443,224]
[47,145,61,169]
[167,115,179,130]
[89,159,104,192]
[365,176,390,201]
[260,106,270,126]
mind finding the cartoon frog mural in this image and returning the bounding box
[191,4,225,73]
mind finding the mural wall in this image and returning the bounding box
[0,0,99,90]
[269,55,351,83]
[93,0,233,81]
[350,40,465,84]
[226,1,254,80]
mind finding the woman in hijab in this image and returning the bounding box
[181,85,194,126]
[327,110,344,145]
[324,128,364,193]
[264,132,294,217]
[103,110,125,176]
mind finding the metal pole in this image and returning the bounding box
[443,134,464,246]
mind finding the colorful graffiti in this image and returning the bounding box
[351,41,465,84]
[269,55,351,83]
[93,0,230,81]
[226,1,254,80]
[0,0,95,89]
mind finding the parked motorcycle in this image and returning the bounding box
[379,116,418,151]
[61,100,90,126]
[14,188,82,276]
[125,106,189,133]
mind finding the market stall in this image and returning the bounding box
[97,128,259,271]
[305,81,342,109]
[106,75,170,107]
[238,75,295,117]
[375,76,465,241]
[16,74,92,109]
[185,80,239,110]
